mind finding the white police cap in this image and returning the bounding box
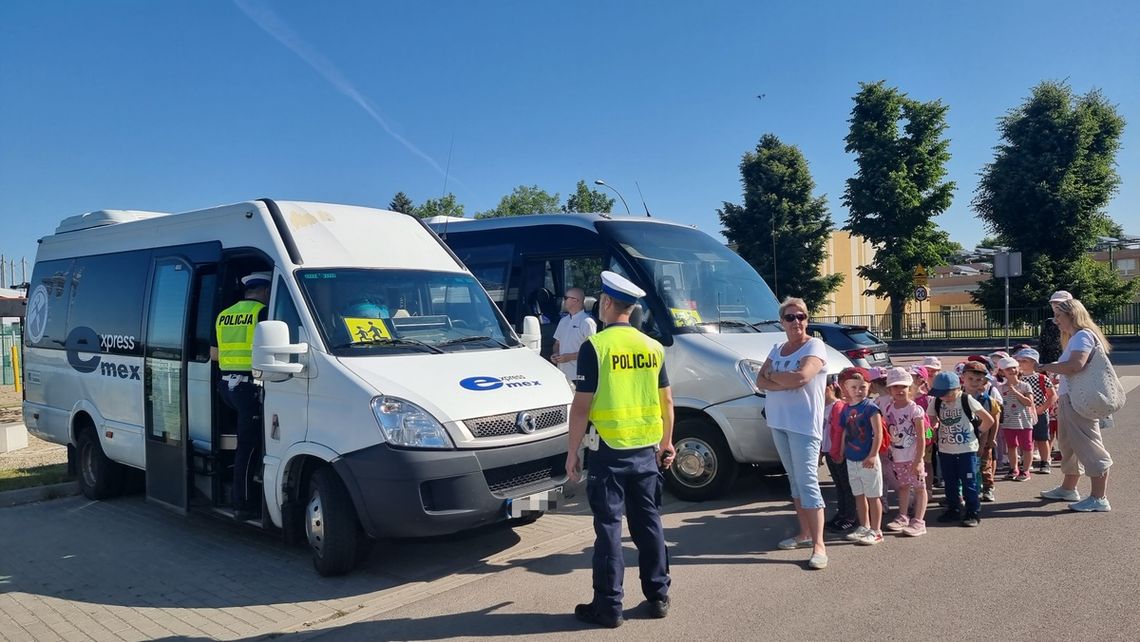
[241,271,272,288]
[600,270,645,303]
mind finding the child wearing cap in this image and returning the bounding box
[995,356,1037,481]
[960,361,1002,502]
[882,368,928,537]
[837,367,885,545]
[927,371,995,527]
[1014,348,1057,475]
[909,365,937,494]
[822,379,857,532]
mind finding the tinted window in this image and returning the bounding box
[273,277,303,344]
[189,272,218,363]
[844,328,882,346]
[25,259,74,349]
[69,250,152,356]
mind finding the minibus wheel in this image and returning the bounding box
[664,417,738,502]
[306,467,359,576]
[76,427,125,500]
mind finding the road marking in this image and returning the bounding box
[1121,376,1140,397]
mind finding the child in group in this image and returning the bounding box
[822,378,857,531]
[909,365,937,494]
[995,356,1036,481]
[866,367,895,512]
[928,371,994,526]
[882,368,929,537]
[837,367,885,545]
[1014,348,1057,475]
[961,360,1003,502]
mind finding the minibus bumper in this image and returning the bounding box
[332,434,569,539]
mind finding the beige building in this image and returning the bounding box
[816,230,888,320]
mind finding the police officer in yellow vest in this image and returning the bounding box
[566,271,675,629]
[214,271,270,521]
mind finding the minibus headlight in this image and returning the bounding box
[371,396,454,449]
[738,359,764,395]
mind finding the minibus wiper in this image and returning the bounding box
[438,335,509,349]
[335,337,445,354]
[717,320,760,332]
[750,320,783,330]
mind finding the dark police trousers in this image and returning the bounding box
[587,440,670,617]
[218,379,261,513]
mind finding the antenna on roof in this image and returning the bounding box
[440,133,455,239]
[635,181,651,218]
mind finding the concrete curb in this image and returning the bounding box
[0,480,79,508]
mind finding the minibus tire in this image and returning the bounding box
[76,428,125,500]
[664,417,738,502]
[307,468,359,576]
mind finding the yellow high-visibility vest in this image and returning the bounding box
[587,326,665,449]
[215,300,265,372]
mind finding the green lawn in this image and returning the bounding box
[0,464,71,493]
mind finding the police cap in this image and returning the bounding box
[600,271,645,304]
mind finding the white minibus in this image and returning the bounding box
[431,214,852,501]
[23,200,571,575]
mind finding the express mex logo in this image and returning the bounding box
[460,374,543,391]
[65,326,141,380]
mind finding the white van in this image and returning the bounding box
[430,214,852,501]
[22,200,571,575]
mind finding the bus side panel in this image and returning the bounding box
[22,347,75,446]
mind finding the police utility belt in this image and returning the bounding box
[583,425,659,453]
[222,373,259,390]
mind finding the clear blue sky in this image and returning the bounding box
[2,1,1139,282]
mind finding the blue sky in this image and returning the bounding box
[2,1,1138,282]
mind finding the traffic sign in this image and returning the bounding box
[914,286,929,302]
[913,265,928,287]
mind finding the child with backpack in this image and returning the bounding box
[1014,348,1057,475]
[995,356,1037,481]
[822,378,857,532]
[961,360,1002,502]
[882,368,928,537]
[837,367,885,545]
[928,371,995,527]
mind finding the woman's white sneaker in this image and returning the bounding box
[1041,487,1080,502]
[1069,496,1111,512]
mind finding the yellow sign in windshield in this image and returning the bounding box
[670,308,703,327]
[344,317,392,342]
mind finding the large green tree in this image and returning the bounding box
[972,81,1135,318]
[562,180,615,213]
[842,81,957,339]
[719,133,842,311]
[388,191,416,216]
[415,193,465,219]
[475,185,560,219]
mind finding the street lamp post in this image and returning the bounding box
[593,179,631,216]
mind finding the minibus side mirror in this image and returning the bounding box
[520,315,542,353]
[252,320,308,379]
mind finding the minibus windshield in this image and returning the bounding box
[599,221,781,334]
[298,269,519,355]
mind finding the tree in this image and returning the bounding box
[562,180,615,213]
[718,133,842,312]
[971,81,1136,318]
[475,185,560,219]
[388,191,416,216]
[415,193,465,219]
[842,81,958,339]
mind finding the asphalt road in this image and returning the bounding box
[297,365,1140,642]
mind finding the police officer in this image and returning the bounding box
[214,271,270,521]
[566,271,675,629]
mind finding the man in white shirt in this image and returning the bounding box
[552,287,597,383]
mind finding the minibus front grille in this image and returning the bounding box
[484,454,564,497]
[466,405,567,438]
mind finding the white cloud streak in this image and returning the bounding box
[234,0,456,184]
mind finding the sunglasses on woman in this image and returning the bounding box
[782,313,808,322]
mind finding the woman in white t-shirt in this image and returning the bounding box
[756,297,829,570]
[1036,293,1114,512]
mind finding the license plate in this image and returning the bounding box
[508,487,562,518]
[874,352,887,361]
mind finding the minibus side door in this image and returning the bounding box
[143,257,194,512]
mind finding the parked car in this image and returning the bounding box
[808,323,892,368]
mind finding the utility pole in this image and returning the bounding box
[21,258,27,286]
[1,254,6,288]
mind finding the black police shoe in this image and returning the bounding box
[574,603,623,629]
[649,596,670,619]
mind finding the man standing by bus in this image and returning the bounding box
[551,286,596,384]
[565,271,675,629]
[214,271,270,521]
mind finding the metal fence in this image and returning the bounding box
[815,303,1140,341]
[1,324,21,386]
